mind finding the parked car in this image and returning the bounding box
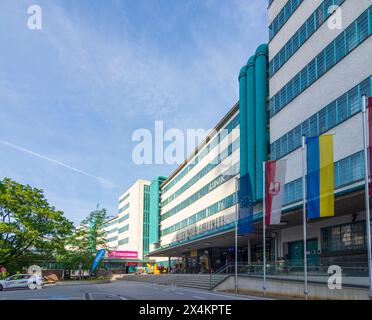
[0,274,43,291]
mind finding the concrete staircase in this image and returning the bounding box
[118,274,230,290]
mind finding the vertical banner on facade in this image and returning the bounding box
[306,134,335,219]
[265,160,287,225]
[91,249,106,273]
[237,173,253,235]
[368,97,372,197]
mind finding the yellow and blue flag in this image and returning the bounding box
[306,134,334,219]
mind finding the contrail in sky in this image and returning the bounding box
[0,140,124,189]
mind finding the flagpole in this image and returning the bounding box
[235,177,238,293]
[302,135,309,300]
[262,161,266,295]
[362,95,372,299]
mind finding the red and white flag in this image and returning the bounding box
[265,160,287,225]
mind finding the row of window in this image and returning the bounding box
[104,227,118,235]
[269,0,345,78]
[270,7,371,117]
[161,150,365,239]
[283,150,364,205]
[161,137,239,207]
[100,219,117,230]
[119,193,130,204]
[118,225,129,233]
[269,0,304,40]
[161,194,236,237]
[271,76,371,160]
[161,114,239,194]
[118,237,129,245]
[107,236,118,243]
[322,220,372,254]
[161,162,240,221]
[119,202,130,213]
[118,213,129,223]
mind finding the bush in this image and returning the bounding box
[0,271,9,280]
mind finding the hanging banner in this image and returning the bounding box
[265,160,287,225]
[91,249,106,273]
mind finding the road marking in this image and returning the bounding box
[174,292,184,295]
[192,295,206,300]
[173,287,266,300]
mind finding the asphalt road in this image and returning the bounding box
[0,280,269,300]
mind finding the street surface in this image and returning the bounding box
[0,280,269,300]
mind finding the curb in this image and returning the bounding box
[55,280,111,286]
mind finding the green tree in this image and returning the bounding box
[0,178,73,271]
[56,208,109,273]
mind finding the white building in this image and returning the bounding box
[101,179,151,271]
[147,0,372,272]
[268,0,372,265]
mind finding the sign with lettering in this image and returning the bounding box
[175,216,226,243]
[107,250,138,259]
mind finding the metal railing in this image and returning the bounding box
[209,261,370,289]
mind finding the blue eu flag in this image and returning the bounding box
[237,173,254,235]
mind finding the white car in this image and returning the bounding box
[0,274,43,291]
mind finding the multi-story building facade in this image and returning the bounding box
[146,0,372,272]
[268,0,372,266]
[100,179,152,271]
[72,1,371,276]
[149,106,242,273]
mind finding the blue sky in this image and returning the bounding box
[0,0,267,225]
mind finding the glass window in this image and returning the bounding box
[298,23,307,45]
[309,114,318,137]
[301,120,309,138]
[300,68,308,91]
[337,94,348,122]
[331,227,341,251]
[325,42,335,71]
[348,86,359,116]
[308,59,317,85]
[334,32,346,63]
[357,11,369,42]
[286,81,294,102]
[306,13,316,37]
[294,125,302,149]
[316,51,326,78]
[287,130,294,152]
[341,224,352,249]
[293,74,301,97]
[318,108,327,134]
[327,101,337,128]
[345,24,357,52]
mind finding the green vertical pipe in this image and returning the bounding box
[239,65,249,176]
[149,176,167,245]
[254,44,269,201]
[246,55,256,201]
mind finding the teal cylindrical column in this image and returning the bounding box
[239,65,248,177]
[254,44,268,201]
[246,55,256,201]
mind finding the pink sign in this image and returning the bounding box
[107,250,138,259]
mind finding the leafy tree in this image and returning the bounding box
[56,208,109,273]
[0,178,73,271]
